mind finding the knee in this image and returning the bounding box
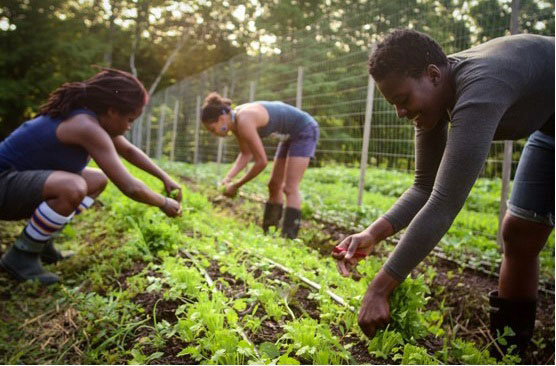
[501,215,545,259]
[267,180,283,195]
[92,171,108,193]
[61,176,88,206]
[283,183,298,197]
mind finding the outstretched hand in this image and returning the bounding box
[163,178,182,202]
[160,196,182,217]
[332,231,376,276]
[357,269,400,338]
[222,182,239,198]
[358,285,391,338]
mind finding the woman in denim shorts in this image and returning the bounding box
[332,29,554,355]
[201,92,319,239]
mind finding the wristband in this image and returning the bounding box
[162,196,168,209]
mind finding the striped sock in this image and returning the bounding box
[75,196,95,215]
[24,202,73,242]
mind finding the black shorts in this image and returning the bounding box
[0,169,53,220]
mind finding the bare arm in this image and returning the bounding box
[222,137,253,184]
[232,114,268,189]
[113,136,182,201]
[57,116,181,216]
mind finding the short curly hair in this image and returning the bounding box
[369,29,447,81]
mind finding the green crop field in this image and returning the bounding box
[1,162,553,364]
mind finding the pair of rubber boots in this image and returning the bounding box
[489,290,536,359]
[262,202,301,239]
[0,231,73,285]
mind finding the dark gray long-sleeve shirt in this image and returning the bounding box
[382,34,555,281]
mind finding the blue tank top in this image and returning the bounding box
[0,109,95,173]
[256,101,317,138]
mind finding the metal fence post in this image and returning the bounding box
[194,95,201,164]
[296,66,304,108]
[170,99,180,162]
[145,109,152,156]
[497,0,520,248]
[132,113,143,146]
[156,90,168,160]
[136,114,144,150]
[358,75,376,206]
[249,81,256,102]
[217,86,228,175]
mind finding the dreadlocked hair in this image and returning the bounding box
[39,68,148,119]
[201,92,232,124]
[369,29,447,81]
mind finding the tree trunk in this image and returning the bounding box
[103,0,120,67]
[130,0,150,77]
[147,34,203,97]
[147,35,190,96]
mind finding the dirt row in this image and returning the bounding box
[179,177,555,365]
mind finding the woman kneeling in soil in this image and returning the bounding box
[201,93,319,239]
[333,29,554,356]
[0,68,183,285]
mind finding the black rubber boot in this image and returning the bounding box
[489,290,536,358]
[262,202,283,234]
[281,207,301,239]
[0,232,60,285]
[40,240,75,264]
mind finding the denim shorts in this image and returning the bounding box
[0,169,53,220]
[275,122,319,159]
[507,130,555,227]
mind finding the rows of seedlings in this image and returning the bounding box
[183,242,369,364]
[174,213,514,365]
[1,161,533,364]
[120,162,503,364]
[160,160,554,285]
[160,165,553,364]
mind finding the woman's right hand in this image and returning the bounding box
[332,230,377,276]
[160,197,182,217]
[220,177,231,186]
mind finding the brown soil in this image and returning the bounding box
[184,179,555,365]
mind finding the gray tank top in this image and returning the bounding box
[256,101,317,139]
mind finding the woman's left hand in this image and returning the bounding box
[163,178,182,202]
[223,182,239,198]
[357,269,399,338]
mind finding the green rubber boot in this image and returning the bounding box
[281,207,301,239]
[40,240,74,264]
[262,202,283,234]
[489,290,536,359]
[0,232,60,285]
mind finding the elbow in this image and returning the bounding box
[120,181,144,200]
[255,158,268,170]
[120,184,138,198]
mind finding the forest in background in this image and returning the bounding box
[0,0,554,139]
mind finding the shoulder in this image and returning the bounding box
[57,113,110,146]
[237,103,268,126]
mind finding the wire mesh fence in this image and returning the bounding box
[129,0,554,243]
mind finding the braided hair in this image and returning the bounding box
[39,68,148,119]
[201,92,232,124]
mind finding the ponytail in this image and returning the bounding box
[201,92,232,123]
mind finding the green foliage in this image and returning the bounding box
[368,328,405,359]
[279,318,350,364]
[400,344,439,364]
